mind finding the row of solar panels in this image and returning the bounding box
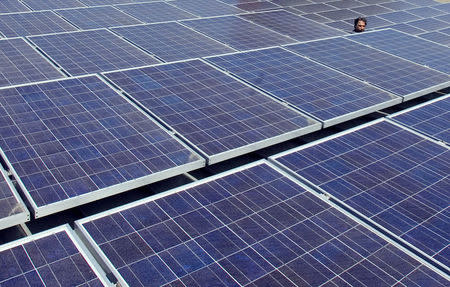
[1,116,448,285]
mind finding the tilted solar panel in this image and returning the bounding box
[406,17,450,32]
[0,11,77,37]
[418,31,450,47]
[389,95,450,144]
[169,0,244,17]
[22,0,85,10]
[55,6,142,29]
[207,47,401,127]
[239,10,346,42]
[114,2,197,23]
[77,161,449,286]
[0,0,30,13]
[349,29,450,74]
[0,165,29,230]
[0,38,64,88]
[104,60,320,164]
[0,225,110,286]
[111,23,235,62]
[271,119,450,270]
[0,75,204,217]
[28,29,159,76]
[182,16,295,51]
[286,37,450,101]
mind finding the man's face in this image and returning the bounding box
[355,20,366,32]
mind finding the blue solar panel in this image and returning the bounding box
[28,29,159,76]
[286,37,450,100]
[272,119,450,269]
[0,166,29,230]
[290,3,336,13]
[0,225,110,286]
[0,38,64,88]
[350,29,450,74]
[0,75,203,217]
[104,60,319,164]
[383,23,426,35]
[182,16,295,51]
[0,11,77,37]
[77,161,449,287]
[55,6,141,29]
[270,0,312,6]
[22,0,85,10]
[406,6,446,17]
[235,1,280,11]
[170,0,244,17]
[114,2,197,23]
[406,17,450,32]
[378,11,422,23]
[111,23,235,62]
[318,8,356,21]
[327,0,364,9]
[390,95,450,144]
[350,4,393,15]
[79,0,142,5]
[207,47,400,127]
[239,10,346,41]
[380,0,418,11]
[419,31,450,46]
[0,0,30,13]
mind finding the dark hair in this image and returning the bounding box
[354,17,367,28]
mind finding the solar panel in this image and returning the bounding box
[114,2,197,23]
[79,0,142,5]
[418,31,450,46]
[0,165,29,230]
[76,160,449,287]
[235,1,280,12]
[379,0,418,11]
[350,4,393,15]
[286,37,450,101]
[406,18,450,32]
[0,225,110,286]
[0,75,204,217]
[349,29,450,74]
[383,23,426,35]
[346,15,394,30]
[318,9,357,21]
[406,6,446,17]
[389,95,449,144]
[104,60,320,164]
[270,0,312,6]
[111,23,235,62]
[378,11,421,23]
[271,119,450,269]
[55,6,142,29]
[21,0,85,10]
[169,0,244,17]
[302,13,333,23]
[239,10,346,42]
[434,3,450,13]
[0,0,30,13]
[219,0,256,4]
[0,11,77,37]
[327,0,365,9]
[28,29,159,76]
[206,47,400,127]
[182,16,295,50]
[290,3,336,13]
[0,38,65,88]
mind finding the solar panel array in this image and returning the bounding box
[0,38,64,88]
[77,161,448,286]
[390,95,449,144]
[0,0,449,285]
[286,37,449,100]
[104,60,320,164]
[207,47,400,127]
[0,225,109,286]
[0,75,204,217]
[272,119,449,269]
[0,165,29,231]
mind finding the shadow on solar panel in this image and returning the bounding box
[0,75,204,218]
[76,160,449,286]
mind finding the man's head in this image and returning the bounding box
[354,17,367,33]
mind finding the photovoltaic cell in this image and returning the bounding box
[111,23,235,62]
[390,95,450,144]
[28,29,159,76]
[114,2,197,23]
[0,0,30,13]
[22,0,85,10]
[290,3,336,13]
[382,23,426,35]
[0,225,109,286]
[406,6,446,18]
[182,16,295,51]
[286,37,450,100]
[239,10,346,42]
[55,6,141,29]
[169,0,244,17]
[270,0,312,6]
[349,29,450,74]
[0,75,203,217]
[207,47,400,127]
[418,31,450,47]
[377,11,421,23]
[0,165,29,230]
[318,9,357,21]
[350,4,393,15]
[327,0,365,9]
[79,0,143,5]
[0,11,77,37]
[104,60,319,164]
[235,1,280,12]
[379,1,418,11]
[77,161,449,287]
[272,119,450,269]
[406,18,450,32]
[0,38,64,88]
